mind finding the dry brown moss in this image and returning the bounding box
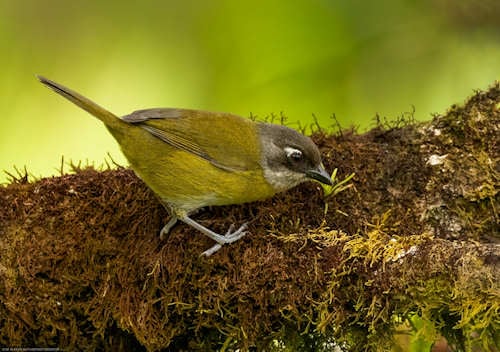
[0,82,498,351]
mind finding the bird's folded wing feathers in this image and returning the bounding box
[121,108,261,172]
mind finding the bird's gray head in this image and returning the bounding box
[258,123,333,192]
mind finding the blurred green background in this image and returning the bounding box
[1,0,499,182]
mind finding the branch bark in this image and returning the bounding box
[1,83,498,351]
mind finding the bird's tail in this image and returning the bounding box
[37,75,124,131]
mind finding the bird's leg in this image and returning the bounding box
[179,215,248,256]
[159,202,190,239]
[201,224,249,256]
[180,215,247,244]
[201,244,222,257]
[159,215,178,240]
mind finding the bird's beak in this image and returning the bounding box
[306,164,333,185]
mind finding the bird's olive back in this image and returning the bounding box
[121,109,264,172]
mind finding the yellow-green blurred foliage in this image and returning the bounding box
[0,0,499,182]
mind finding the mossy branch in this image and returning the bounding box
[0,83,498,351]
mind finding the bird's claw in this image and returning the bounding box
[159,216,178,240]
[201,223,248,256]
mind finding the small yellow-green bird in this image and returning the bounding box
[38,76,332,256]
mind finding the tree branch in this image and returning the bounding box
[0,82,498,351]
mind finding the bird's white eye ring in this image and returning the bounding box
[284,147,303,161]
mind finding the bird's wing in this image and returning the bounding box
[121,108,261,172]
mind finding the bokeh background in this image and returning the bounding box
[1,0,499,182]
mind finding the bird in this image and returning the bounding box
[37,76,332,256]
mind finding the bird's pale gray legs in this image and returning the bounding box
[201,224,247,256]
[159,208,248,256]
[180,216,248,256]
[159,215,178,240]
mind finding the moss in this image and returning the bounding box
[0,82,498,351]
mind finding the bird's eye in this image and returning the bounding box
[285,147,303,162]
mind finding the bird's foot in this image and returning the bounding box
[159,216,178,240]
[201,223,248,257]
